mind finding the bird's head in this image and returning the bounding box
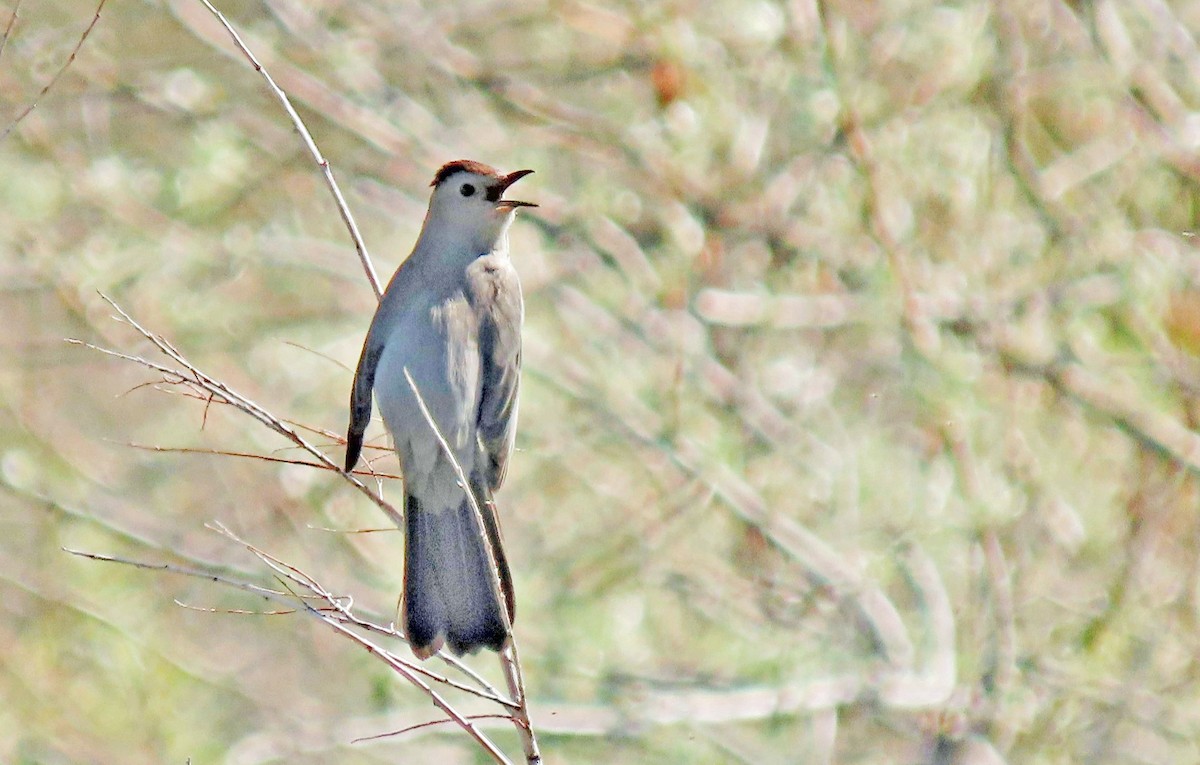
[425,160,536,252]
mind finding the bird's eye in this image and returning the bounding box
[460,183,476,197]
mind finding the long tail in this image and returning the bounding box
[403,481,514,658]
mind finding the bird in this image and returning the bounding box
[344,160,535,658]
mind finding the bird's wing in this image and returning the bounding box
[468,255,523,490]
[345,330,382,472]
[345,263,416,472]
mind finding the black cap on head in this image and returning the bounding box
[431,160,501,187]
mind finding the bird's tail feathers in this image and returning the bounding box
[403,482,513,658]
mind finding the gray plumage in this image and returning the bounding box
[345,160,533,658]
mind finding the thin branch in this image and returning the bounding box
[282,339,354,373]
[208,523,514,764]
[403,368,541,763]
[402,368,511,630]
[174,599,296,616]
[124,442,403,481]
[0,0,21,63]
[65,541,516,710]
[306,524,396,535]
[329,598,515,705]
[352,714,517,744]
[195,0,381,298]
[0,0,109,143]
[499,641,541,765]
[67,294,404,530]
[63,547,304,602]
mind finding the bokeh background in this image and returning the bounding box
[4,0,1200,762]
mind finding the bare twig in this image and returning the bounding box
[499,641,541,765]
[1,0,109,143]
[64,540,517,710]
[352,714,516,743]
[174,600,296,616]
[195,0,381,298]
[68,294,404,530]
[124,441,403,481]
[0,0,21,63]
[64,547,295,601]
[403,368,542,764]
[208,522,514,763]
[402,368,512,629]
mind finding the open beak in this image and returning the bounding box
[495,169,537,208]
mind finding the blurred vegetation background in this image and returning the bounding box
[3,0,1200,762]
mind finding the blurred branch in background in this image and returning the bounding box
[0,0,22,63]
[0,0,107,142]
[3,0,1200,763]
